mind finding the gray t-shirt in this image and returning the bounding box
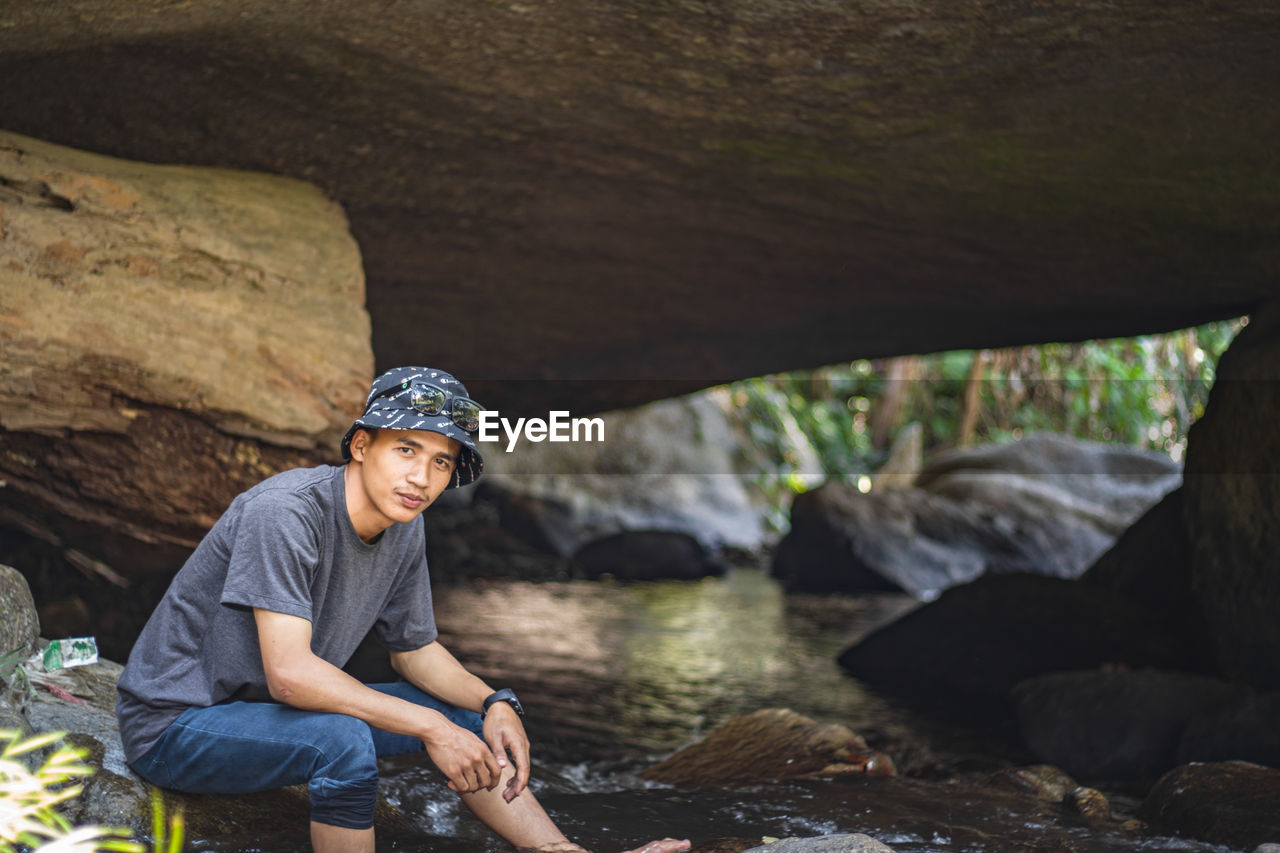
[115,464,437,764]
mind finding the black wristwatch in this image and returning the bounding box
[482,688,524,719]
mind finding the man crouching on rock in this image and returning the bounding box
[116,366,691,853]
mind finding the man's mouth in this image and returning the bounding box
[397,492,424,509]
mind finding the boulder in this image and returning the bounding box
[915,433,1181,531]
[481,388,821,556]
[838,574,1184,722]
[573,530,725,581]
[1177,692,1280,769]
[639,708,895,788]
[773,434,1180,596]
[0,130,372,575]
[772,485,988,595]
[0,1,1274,421]
[1081,488,1216,673]
[1139,761,1280,850]
[1183,301,1280,690]
[0,563,39,657]
[1010,669,1253,782]
[14,655,410,842]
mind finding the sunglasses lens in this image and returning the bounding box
[409,384,446,415]
[451,399,482,432]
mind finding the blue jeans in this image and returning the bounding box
[128,682,484,830]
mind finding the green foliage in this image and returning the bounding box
[149,790,183,853]
[0,729,143,852]
[0,729,184,853]
[728,319,1243,516]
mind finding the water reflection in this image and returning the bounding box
[431,569,921,764]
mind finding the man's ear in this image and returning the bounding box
[349,428,372,462]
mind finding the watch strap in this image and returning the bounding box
[482,688,523,718]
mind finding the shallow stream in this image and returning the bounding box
[193,569,1242,853]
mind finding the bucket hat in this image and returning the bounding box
[340,366,484,488]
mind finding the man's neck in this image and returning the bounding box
[343,463,393,544]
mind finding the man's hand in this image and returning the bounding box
[423,718,504,795]
[483,701,532,802]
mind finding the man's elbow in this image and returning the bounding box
[264,665,305,704]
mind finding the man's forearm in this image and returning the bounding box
[267,649,456,740]
[390,641,495,712]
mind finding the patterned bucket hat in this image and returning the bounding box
[340,366,484,489]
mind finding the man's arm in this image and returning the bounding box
[254,608,502,795]
[390,641,532,802]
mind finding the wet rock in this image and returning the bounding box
[980,764,1079,803]
[639,708,895,788]
[1184,302,1280,690]
[1139,761,1280,850]
[573,530,725,581]
[0,130,371,576]
[774,434,1179,596]
[0,563,39,657]
[1177,692,1280,768]
[1080,488,1216,673]
[1011,669,1253,782]
[838,574,1183,722]
[980,766,1124,831]
[1064,786,1114,827]
[741,835,897,853]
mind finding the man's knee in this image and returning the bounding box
[309,715,380,829]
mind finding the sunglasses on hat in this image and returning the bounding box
[374,380,485,433]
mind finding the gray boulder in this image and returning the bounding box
[482,388,821,557]
[0,563,40,658]
[774,433,1180,596]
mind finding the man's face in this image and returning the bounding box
[346,428,460,540]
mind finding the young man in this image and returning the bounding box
[116,366,690,853]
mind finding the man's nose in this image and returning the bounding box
[406,460,431,486]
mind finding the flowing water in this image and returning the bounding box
[191,569,1243,853]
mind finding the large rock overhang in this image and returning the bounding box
[0,1,1275,415]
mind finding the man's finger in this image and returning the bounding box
[485,732,510,768]
[504,746,529,800]
[481,748,503,790]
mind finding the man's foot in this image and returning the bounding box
[622,839,692,853]
[523,838,691,853]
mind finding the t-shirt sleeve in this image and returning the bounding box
[220,493,321,621]
[372,523,437,651]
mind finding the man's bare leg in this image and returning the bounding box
[460,764,690,853]
[310,822,375,853]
